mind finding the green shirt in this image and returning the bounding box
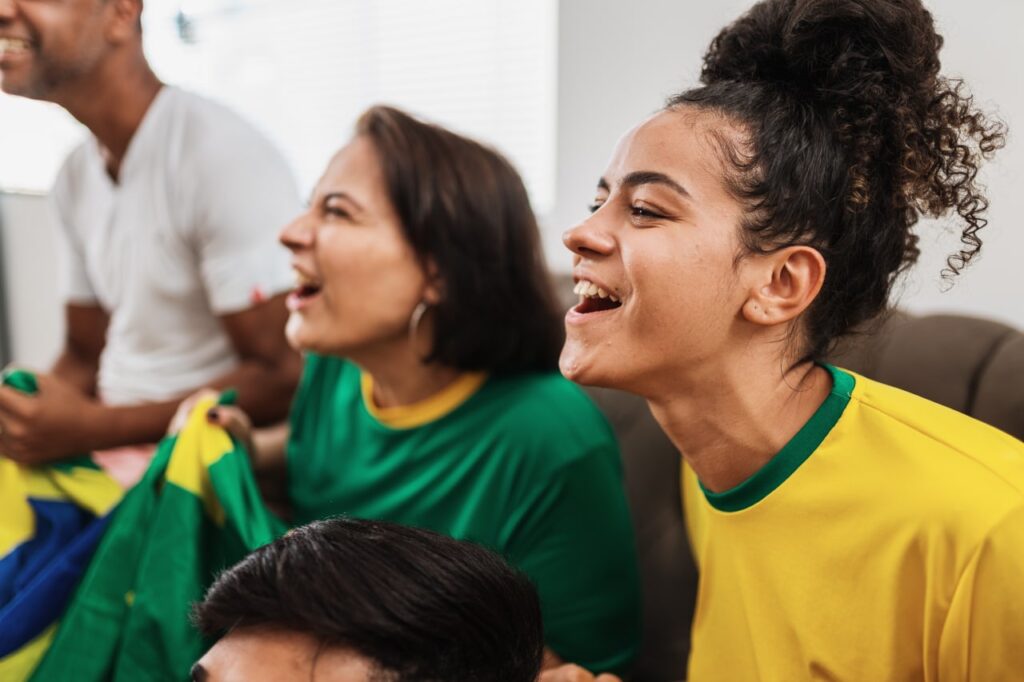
[288,354,641,673]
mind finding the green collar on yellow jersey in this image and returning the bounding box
[699,364,855,512]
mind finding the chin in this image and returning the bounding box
[560,345,610,388]
[284,318,325,355]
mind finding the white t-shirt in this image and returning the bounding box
[52,86,299,406]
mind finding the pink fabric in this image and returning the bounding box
[92,444,158,489]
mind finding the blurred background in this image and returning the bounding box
[1,0,1021,368]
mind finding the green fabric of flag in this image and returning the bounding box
[30,395,286,681]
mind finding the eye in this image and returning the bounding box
[630,204,666,219]
[324,205,351,219]
[587,202,604,214]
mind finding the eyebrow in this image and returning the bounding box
[190,663,209,682]
[597,171,690,199]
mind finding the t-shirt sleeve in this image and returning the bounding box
[51,159,98,304]
[189,125,301,315]
[505,445,642,675]
[939,503,1024,680]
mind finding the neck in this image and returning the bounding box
[645,353,832,493]
[54,52,162,179]
[353,341,462,409]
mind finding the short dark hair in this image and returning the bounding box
[193,518,544,682]
[667,0,1006,361]
[355,105,564,374]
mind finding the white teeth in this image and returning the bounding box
[0,38,31,54]
[573,279,621,303]
[293,269,320,288]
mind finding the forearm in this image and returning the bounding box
[85,399,181,451]
[80,356,298,452]
[252,422,290,472]
[50,349,99,397]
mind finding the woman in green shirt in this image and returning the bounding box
[206,105,640,673]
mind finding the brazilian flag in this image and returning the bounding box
[0,370,123,679]
[28,393,285,681]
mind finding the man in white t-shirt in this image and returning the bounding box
[0,0,301,477]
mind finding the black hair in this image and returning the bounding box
[193,517,544,682]
[668,0,1006,360]
[355,105,564,374]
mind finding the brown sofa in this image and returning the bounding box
[556,277,1024,681]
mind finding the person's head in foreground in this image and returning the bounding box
[281,104,563,375]
[192,517,544,682]
[561,0,1004,400]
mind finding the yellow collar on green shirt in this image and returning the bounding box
[360,371,488,430]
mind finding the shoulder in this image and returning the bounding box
[841,369,1024,524]
[51,140,98,205]
[165,87,292,176]
[471,372,618,467]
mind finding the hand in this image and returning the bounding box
[538,665,622,682]
[169,388,257,463]
[167,388,221,434]
[205,404,255,463]
[0,371,106,464]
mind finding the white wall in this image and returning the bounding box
[549,0,1024,329]
[2,0,1022,367]
[0,191,63,368]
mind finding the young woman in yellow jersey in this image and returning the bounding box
[543,0,1022,680]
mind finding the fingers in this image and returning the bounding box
[206,405,252,443]
[168,388,220,434]
[0,385,33,419]
[538,664,620,682]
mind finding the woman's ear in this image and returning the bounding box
[422,259,443,305]
[741,246,826,326]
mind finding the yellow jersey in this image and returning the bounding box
[682,365,1024,681]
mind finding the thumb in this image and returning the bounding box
[207,406,254,447]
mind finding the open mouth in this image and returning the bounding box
[573,279,623,314]
[294,283,322,300]
[289,268,323,307]
[0,38,32,59]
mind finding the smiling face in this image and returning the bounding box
[560,108,758,394]
[0,0,114,100]
[279,135,434,359]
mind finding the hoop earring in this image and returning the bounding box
[408,301,430,351]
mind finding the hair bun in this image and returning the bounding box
[701,0,942,106]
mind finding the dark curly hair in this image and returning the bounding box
[667,0,1006,360]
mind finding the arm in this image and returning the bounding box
[939,504,1024,680]
[0,295,300,462]
[50,303,108,396]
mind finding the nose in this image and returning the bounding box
[563,213,616,260]
[278,211,316,252]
